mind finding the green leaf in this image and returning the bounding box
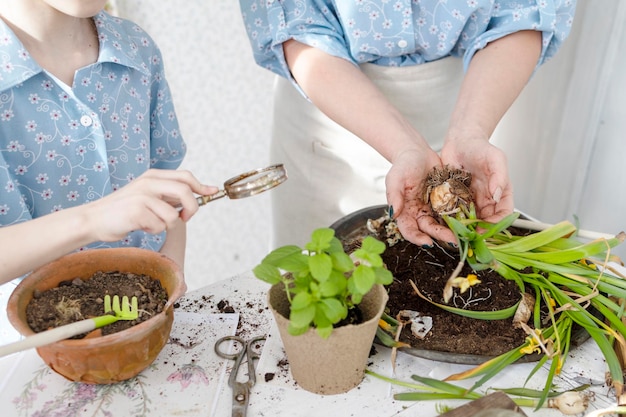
[252,263,282,285]
[306,228,335,253]
[350,292,363,305]
[375,326,406,348]
[495,386,588,398]
[331,251,355,273]
[361,236,386,255]
[316,325,333,339]
[319,271,347,297]
[490,221,577,253]
[328,236,345,254]
[472,238,494,264]
[351,264,376,295]
[414,287,520,320]
[477,212,520,239]
[410,374,472,396]
[287,323,310,336]
[374,267,394,285]
[319,298,347,323]
[313,305,333,327]
[394,392,474,401]
[353,248,384,267]
[291,291,313,310]
[309,252,332,282]
[273,252,310,274]
[443,216,475,240]
[262,245,303,266]
[498,237,622,264]
[289,304,316,329]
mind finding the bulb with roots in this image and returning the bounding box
[422,165,474,218]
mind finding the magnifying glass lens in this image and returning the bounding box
[226,165,287,199]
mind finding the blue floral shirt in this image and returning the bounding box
[0,11,186,252]
[240,0,576,87]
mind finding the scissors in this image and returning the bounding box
[214,335,266,417]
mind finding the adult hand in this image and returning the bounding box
[386,149,457,247]
[441,137,514,224]
[85,169,217,242]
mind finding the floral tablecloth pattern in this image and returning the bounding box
[0,312,238,417]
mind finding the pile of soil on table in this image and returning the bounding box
[381,239,527,357]
[26,271,168,338]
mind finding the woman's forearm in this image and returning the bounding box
[446,30,542,142]
[283,40,433,163]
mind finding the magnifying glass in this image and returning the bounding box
[195,163,287,206]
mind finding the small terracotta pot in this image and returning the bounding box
[7,248,186,384]
[268,283,388,395]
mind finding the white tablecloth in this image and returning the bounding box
[0,272,619,416]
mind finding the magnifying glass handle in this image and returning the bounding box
[196,190,227,206]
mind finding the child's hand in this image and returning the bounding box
[85,169,217,242]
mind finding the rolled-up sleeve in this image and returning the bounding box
[239,0,356,82]
[460,0,576,71]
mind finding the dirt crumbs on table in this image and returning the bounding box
[26,271,168,337]
[175,294,270,340]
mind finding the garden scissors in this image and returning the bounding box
[214,335,266,417]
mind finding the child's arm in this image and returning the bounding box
[0,170,215,284]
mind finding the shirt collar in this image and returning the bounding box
[0,10,150,91]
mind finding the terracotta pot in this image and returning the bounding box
[7,248,186,384]
[268,283,388,395]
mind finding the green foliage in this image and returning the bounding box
[440,204,626,409]
[253,227,393,338]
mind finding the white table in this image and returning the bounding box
[0,272,618,416]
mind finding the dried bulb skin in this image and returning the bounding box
[547,391,591,415]
[512,292,535,328]
[423,165,473,217]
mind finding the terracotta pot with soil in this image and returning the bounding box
[268,282,388,395]
[7,247,186,384]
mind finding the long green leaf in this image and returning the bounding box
[410,374,472,396]
[414,286,520,320]
[477,212,520,239]
[496,238,621,264]
[394,392,478,401]
[490,221,577,252]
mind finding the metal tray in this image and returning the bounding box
[330,205,592,365]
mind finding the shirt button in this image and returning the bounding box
[80,115,93,127]
[397,39,408,48]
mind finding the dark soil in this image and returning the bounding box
[334,208,540,359]
[381,239,527,357]
[26,271,168,338]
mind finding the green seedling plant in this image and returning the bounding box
[253,227,393,339]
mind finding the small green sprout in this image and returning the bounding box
[253,227,393,339]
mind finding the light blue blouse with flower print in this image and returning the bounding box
[240,0,576,87]
[0,11,186,252]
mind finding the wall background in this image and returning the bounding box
[116,0,626,291]
[116,1,275,291]
[492,0,626,261]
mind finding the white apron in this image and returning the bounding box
[269,57,464,247]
